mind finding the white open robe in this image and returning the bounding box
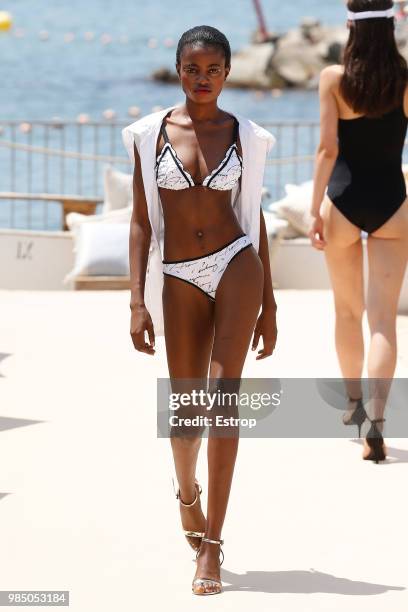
[122,104,276,336]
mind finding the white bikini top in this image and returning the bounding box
[155,115,243,191]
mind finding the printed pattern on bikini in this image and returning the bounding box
[156,143,243,191]
[162,235,252,299]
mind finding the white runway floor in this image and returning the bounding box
[0,289,407,611]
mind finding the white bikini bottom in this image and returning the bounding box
[162,234,253,301]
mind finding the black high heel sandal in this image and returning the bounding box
[343,396,367,438]
[364,418,386,464]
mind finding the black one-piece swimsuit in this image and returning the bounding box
[327,105,408,233]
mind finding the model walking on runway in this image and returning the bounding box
[123,26,277,594]
[310,0,408,462]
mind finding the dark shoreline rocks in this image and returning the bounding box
[152,18,408,90]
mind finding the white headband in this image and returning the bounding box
[347,8,395,20]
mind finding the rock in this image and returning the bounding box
[273,46,325,86]
[227,42,285,89]
[152,67,176,83]
[325,41,343,64]
[249,29,280,44]
[271,23,348,87]
[151,17,408,90]
[300,17,324,43]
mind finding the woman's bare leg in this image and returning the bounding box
[365,198,408,426]
[194,246,264,588]
[321,197,366,402]
[163,275,215,549]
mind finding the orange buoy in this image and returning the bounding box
[0,11,13,31]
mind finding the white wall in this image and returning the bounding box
[0,229,75,290]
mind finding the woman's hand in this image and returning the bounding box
[309,213,327,250]
[130,305,155,355]
[251,307,277,360]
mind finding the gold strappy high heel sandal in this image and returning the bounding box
[172,476,205,551]
[192,537,224,596]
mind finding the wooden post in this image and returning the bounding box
[253,0,269,41]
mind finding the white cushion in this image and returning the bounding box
[66,206,132,229]
[63,222,130,283]
[103,165,132,214]
[266,197,302,236]
[262,209,291,237]
[66,206,132,253]
[267,180,314,236]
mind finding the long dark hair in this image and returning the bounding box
[340,0,408,117]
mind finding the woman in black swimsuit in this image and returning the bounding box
[128,26,277,594]
[310,0,408,462]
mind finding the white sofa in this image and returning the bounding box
[1,228,407,313]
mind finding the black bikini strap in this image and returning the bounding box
[161,121,170,143]
[232,117,239,143]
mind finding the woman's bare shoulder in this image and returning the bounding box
[320,64,344,87]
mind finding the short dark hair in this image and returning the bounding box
[176,25,231,67]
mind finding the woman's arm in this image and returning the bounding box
[129,140,155,354]
[130,140,151,309]
[309,66,340,248]
[251,207,278,359]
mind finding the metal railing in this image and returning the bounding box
[1,118,407,231]
[0,120,126,230]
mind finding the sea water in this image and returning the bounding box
[0,0,346,229]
